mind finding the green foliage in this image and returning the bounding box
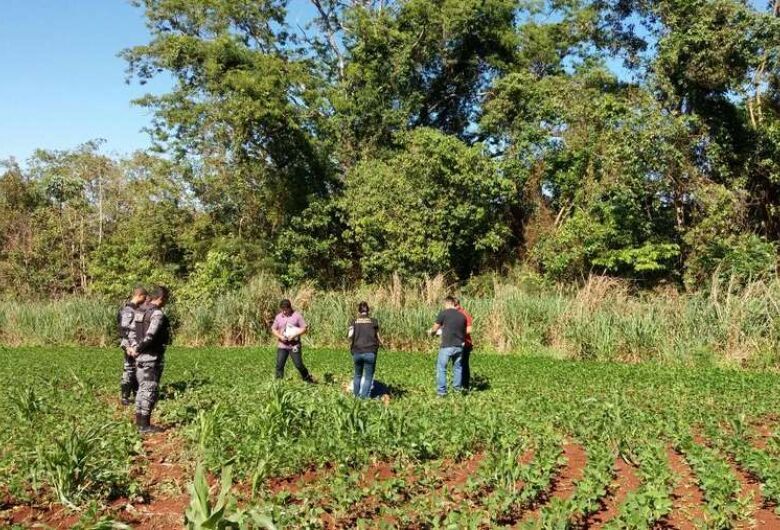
[4,0,780,292]
[185,465,276,529]
[341,128,516,280]
[6,346,780,526]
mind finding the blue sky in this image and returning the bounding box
[0,0,318,162]
[1,1,769,163]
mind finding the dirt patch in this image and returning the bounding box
[3,504,81,529]
[365,452,487,529]
[552,443,588,501]
[109,427,192,530]
[324,461,404,529]
[517,442,588,527]
[661,448,707,530]
[441,452,485,493]
[587,456,641,528]
[752,423,774,451]
[266,463,331,496]
[0,426,191,530]
[726,459,780,529]
[361,460,396,486]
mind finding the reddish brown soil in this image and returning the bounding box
[517,442,588,527]
[320,460,405,529]
[0,415,191,530]
[4,504,81,529]
[361,460,396,486]
[587,456,641,528]
[267,464,331,496]
[662,448,707,530]
[752,423,774,451]
[726,459,780,529]
[118,427,191,530]
[443,452,485,490]
[553,444,588,501]
[368,452,487,528]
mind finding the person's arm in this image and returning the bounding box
[136,309,163,353]
[271,317,286,341]
[119,307,133,349]
[292,314,308,338]
[348,319,355,339]
[428,312,444,336]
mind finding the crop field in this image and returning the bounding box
[2,347,780,529]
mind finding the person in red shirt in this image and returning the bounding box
[454,298,473,390]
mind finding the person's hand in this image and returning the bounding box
[128,347,138,358]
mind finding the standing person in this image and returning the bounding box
[271,299,313,382]
[348,302,382,398]
[117,286,147,406]
[454,298,474,390]
[428,296,470,397]
[130,286,171,434]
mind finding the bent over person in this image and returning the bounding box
[348,302,381,398]
[271,299,313,382]
[117,286,147,406]
[129,286,171,434]
[428,296,470,396]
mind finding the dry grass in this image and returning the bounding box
[3,273,780,369]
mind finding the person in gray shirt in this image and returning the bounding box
[128,285,171,434]
[117,286,147,406]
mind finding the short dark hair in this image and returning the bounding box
[280,299,292,310]
[132,285,148,297]
[444,295,457,305]
[358,301,370,314]
[150,285,170,301]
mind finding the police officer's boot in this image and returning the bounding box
[121,385,132,406]
[135,413,148,431]
[137,413,164,434]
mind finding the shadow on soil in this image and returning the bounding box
[159,378,210,401]
[467,374,491,392]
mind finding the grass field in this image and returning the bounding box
[3,346,780,529]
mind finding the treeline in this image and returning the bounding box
[2,0,780,300]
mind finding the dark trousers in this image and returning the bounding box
[275,346,311,381]
[462,345,473,389]
[352,352,377,398]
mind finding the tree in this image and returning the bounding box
[340,128,516,280]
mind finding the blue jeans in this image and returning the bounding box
[352,352,376,398]
[436,346,463,396]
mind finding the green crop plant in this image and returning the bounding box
[4,346,780,527]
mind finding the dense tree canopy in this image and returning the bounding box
[2,0,780,297]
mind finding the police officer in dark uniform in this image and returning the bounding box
[117,286,147,406]
[129,285,171,434]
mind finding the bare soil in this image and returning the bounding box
[661,448,707,530]
[587,456,641,528]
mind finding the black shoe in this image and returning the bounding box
[136,413,164,434]
[139,423,165,434]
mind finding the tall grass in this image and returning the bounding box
[3,273,780,368]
